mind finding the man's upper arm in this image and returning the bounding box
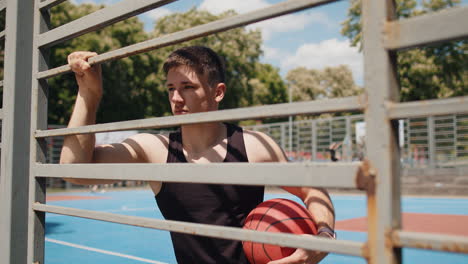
[92,133,168,163]
[244,130,288,163]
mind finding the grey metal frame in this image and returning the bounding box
[0,0,465,263]
[362,1,403,263]
[0,1,34,264]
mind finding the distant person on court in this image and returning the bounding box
[328,142,342,162]
[61,46,336,264]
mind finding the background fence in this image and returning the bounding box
[43,113,468,168]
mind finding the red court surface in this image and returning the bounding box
[336,212,468,236]
[46,195,109,202]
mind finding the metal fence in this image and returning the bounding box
[45,113,468,168]
[245,113,468,167]
[0,0,467,264]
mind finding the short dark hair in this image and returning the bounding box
[163,46,225,87]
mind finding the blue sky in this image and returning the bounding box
[72,0,363,84]
[70,0,467,86]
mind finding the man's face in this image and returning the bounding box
[166,66,220,115]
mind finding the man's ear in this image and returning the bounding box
[214,83,226,103]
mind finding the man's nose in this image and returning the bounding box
[171,89,184,102]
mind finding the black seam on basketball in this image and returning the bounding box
[251,199,283,264]
[253,199,284,231]
[262,217,315,261]
[251,239,256,264]
[262,241,274,261]
[265,217,315,231]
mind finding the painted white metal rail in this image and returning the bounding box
[393,231,468,254]
[38,0,177,48]
[384,6,468,50]
[39,0,77,10]
[35,96,364,137]
[33,203,366,257]
[34,162,363,189]
[387,96,468,119]
[36,0,340,80]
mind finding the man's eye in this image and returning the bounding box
[184,85,195,89]
[167,87,175,92]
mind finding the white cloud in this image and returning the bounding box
[249,12,332,41]
[200,0,334,41]
[199,0,269,14]
[262,45,284,61]
[281,39,363,83]
[146,7,173,21]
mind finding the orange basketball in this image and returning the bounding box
[242,198,317,264]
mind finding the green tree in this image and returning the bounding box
[150,8,286,110]
[47,5,286,124]
[249,63,287,106]
[341,0,467,101]
[286,65,362,101]
[49,2,159,125]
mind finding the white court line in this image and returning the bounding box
[45,238,168,264]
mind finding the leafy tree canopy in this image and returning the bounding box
[286,65,362,101]
[341,0,467,101]
[47,4,287,125]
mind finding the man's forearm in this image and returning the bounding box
[303,188,335,233]
[60,92,100,164]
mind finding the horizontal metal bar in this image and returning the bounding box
[385,6,468,50]
[34,162,362,188]
[38,0,176,48]
[0,30,5,41]
[33,203,365,257]
[36,0,339,79]
[35,96,363,137]
[387,96,468,119]
[38,0,68,10]
[393,230,468,254]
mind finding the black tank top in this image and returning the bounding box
[156,123,264,264]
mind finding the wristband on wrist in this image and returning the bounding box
[317,226,336,239]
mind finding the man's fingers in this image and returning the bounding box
[68,51,98,75]
[267,249,306,264]
[267,248,327,264]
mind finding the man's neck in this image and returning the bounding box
[181,122,226,154]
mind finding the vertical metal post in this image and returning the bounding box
[427,116,435,167]
[0,0,35,263]
[345,116,352,161]
[407,119,413,167]
[312,120,317,161]
[280,124,285,151]
[362,0,402,264]
[27,2,50,263]
[288,85,293,153]
[453,114,457,163]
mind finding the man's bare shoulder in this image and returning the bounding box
[123,133,169,163]
[243,129,287,163]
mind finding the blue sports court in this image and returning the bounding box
[45,190,468,264]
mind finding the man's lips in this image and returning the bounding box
[174,109,188,114]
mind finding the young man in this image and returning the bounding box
[61,46,335,264]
